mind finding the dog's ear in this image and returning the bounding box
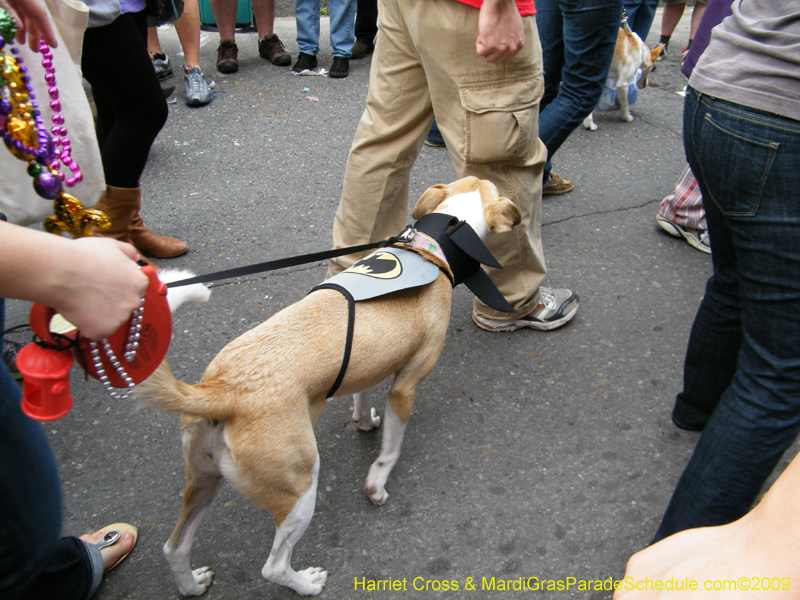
[412,184,448,219]
[650,44,665,64]
[485,198,521,233]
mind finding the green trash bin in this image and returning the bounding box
[198,0,254,28]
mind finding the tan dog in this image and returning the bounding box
[583,26,664,130]
[136,177,521,596]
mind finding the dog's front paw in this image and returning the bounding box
[353,407,381,431]
[364,480,389,505]
[621,113,634,123]
[295,567,328,596]
[177,566,214,596]
[582,114,597,131]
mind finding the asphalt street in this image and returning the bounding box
[8,8,794,600]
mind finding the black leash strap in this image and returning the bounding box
[309,282,356,399]
[166,238,397,288]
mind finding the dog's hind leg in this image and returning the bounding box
[352,390,381,431]
[163,420,225,596]
[364,400,407,505]
[262,454,328,595]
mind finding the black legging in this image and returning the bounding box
[81,10,168,189]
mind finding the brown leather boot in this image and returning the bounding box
[93,185,188,258]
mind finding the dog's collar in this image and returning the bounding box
[399,213,515,313]
[401,230,449,267]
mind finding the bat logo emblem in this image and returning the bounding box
[344,252,403,279]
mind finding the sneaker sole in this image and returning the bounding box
[472,307,578,332]
[656,214,682,238]
[656,215,711,254]
[186,96,212,107]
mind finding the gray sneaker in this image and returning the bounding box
[184,67,212,107]
[473,287,579,332]
[151,52,173,80]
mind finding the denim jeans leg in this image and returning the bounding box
[0,300,98,600]
[672,272,743,431]
[623,0,659,43]
[536,0,623,180]
[294,0,321,55]
[653,88,800,542]
[329,0,357,57]
[23,537,98,600]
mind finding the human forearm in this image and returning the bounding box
[0,222,148,339]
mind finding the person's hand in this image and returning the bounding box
[0,0,58,50]
[476,0,524,65]
[47,238,150,340]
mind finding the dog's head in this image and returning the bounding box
[637,42,664,89]
[411,177,521,238]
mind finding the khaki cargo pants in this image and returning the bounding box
[328,0,549,320]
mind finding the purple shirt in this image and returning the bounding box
[680,0,733,79]
[120,0,147,14]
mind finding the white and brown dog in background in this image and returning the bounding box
[583,25,664,130]
[137,177,521,596]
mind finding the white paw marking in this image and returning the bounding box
[365,480,388,505]
[298,567,328,595]
[353,407,381,431]
[179,567,214,597]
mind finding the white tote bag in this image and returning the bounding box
[0,0,105,226]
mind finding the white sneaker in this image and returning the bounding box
[473,287,579,332]
[656,214,711,254]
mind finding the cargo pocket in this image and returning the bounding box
[459,75,542,165]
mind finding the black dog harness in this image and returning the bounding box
[311,213,515,397]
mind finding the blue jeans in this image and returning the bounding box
[536,0,622,183]
[295,0,356,57]
[0,300,102,600]
[623,0,659,43]
[653,88,800,542]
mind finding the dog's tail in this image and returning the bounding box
[136,359,235,421]
[159,268,212,313]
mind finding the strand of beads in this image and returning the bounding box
[123,297,145,362]
[89,340,136,399]
[39,39,81,187]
